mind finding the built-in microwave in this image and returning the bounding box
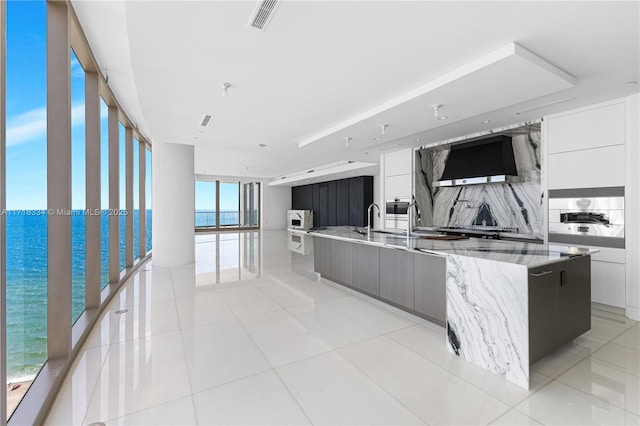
[548,187,624,248]
[385,198,409,231]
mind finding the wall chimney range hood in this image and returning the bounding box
[434,135,520,187]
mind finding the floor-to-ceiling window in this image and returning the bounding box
[118,123,126,271]
[195,180,260,231]
[70,49,86,324]
[243,182,260,228]
[195,181,216,227]
[100,98,109,288]
[133,138,140,261]
[219,182,240,227]
[5,0,48,417]
[2,2,152,421]
[145,147,152,253]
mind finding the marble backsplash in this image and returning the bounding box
[414,125,542,238]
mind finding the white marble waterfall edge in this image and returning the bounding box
[446,254,530,389]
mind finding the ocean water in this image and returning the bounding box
[195,210,243,227]
[194,210,259,227]
[5,209,152,382]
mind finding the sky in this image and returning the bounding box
[6,0,153,211]
[7,0,239,213]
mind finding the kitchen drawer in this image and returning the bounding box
[592,260,625,308]
[548,243,625,264]
[386,219,407,231]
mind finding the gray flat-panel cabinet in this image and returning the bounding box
[528,266,558,364]
[313,237,332,280]
[331,239,353,286]
[380,247,414,309]
[528,255,591,364]
[556,255,591,344]
[353,243,380,296]
[413,253,446,324]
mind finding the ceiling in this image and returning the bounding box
[70,1,639,185]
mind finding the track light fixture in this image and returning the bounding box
[221,82,232,97]
[432,104,448,120]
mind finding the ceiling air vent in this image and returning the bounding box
[248,0,280,30]
[200,115,213,127]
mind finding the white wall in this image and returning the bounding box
[153,142,195,267]
[262,185,290,230]
[626,94,639,320]
[373,174,382,229]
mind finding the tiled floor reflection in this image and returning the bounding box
[45,230,640,425]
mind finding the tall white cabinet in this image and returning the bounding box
[380,149,413,230]
[543,94,639,318]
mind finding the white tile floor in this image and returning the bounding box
[45,230,640,425]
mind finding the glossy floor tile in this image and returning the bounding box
[557,358,640,415]
[276,352,424,425]
[45,230,640,425]
[338,336,510,424]
[516,381,640,425]
[192,371,310,425]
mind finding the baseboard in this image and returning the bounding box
[626,304,640,321]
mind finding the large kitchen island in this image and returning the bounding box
[302,226,596,389]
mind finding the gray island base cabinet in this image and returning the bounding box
[313,237,446,324]
[309,229,592,389]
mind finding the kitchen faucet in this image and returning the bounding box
[367,203,380,239]
[407,201,421,246]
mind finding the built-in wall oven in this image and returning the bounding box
[385,198,409,231]
[548,187,624,248]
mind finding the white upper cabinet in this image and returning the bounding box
[547,101,626,154]
[545,99,628,189]
[547,145,626,189]
[384,149,412,177]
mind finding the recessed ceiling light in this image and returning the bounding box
[364,151,369,155]
[413,138,421,142]
[437,115,448,120]
[373,137,381,141]
[193,136,199,140]
[480,120,491,124]
[624,81,638,85]
[258,143,267,148]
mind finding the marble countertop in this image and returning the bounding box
[299,226,597,268]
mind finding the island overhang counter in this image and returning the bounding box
[298,226,596,389]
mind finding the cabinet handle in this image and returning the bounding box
[530,270,553,277]
[560,270,567,286]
